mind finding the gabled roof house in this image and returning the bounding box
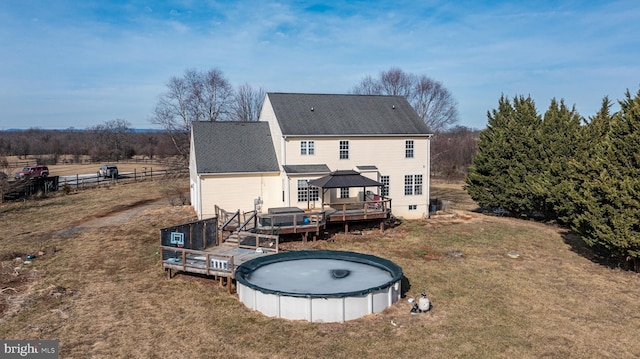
[190,93,432,220]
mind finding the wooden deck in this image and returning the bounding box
[160,231,279,293]
[161,245,269,274]
[255,210,326,235]
[254,198,391,234]
[325,207,391,222]
[162,199,393,293]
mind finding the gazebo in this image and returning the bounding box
[308,170,384,208]
[309,170,391,225]
[308,170,391,232]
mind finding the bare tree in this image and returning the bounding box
[187,69,234,122]
[351,67,459,132]
[413,75,459,131]
[231,83,265,121]
[150,68,234,159]
[353,75,380,95]
[88,119,133,161]
[379,68,414,97]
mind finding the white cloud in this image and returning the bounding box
[0,0,639,129]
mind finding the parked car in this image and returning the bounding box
[98,165,119,178]
[14,165,49,180]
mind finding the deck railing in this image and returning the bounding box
[256,210,326,234]
[323,197,392,220]
[160,246,235,276]
[219,209,240,232]
[235,231,280,253]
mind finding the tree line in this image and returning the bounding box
[465,88,640,271]
[0,123,479,180]
[431,126,479,181]
[0,121,181,166]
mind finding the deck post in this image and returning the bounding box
[205,253,210,275]
[190,225,194,249]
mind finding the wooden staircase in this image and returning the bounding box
[224,232,240,246]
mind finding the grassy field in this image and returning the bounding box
[48,163,168,177]
[1,179,639,358]
[2,155,170,177]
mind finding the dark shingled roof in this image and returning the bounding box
[192,121,279,174]
[282,164,331,174]
[308,170,384,189]
[267,93,430,136]
[356,165,379,171]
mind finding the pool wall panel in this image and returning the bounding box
[235,251,403,323]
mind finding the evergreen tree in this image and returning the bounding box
[565,97,613,224]
[532,99,583,221]
[465,95,541,216]
[570,90,640,267]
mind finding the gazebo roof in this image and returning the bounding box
[308,170,383,189]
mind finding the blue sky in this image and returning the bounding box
[1,0,639,130]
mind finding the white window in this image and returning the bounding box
[340,187,349,198]
[404,175,413,195]
[297,180,319,202]
[404,174,423,195]
[414,174,423,195]
[301,140,315,155]
[409,205,417,210]
[297,180,308,202]
[406,140,414,158]
[339,140,349,159]
[380,175,389,197]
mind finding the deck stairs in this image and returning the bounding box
[217,208,259,246]
[224,233,240,245]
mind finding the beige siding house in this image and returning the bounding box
[190,93,432,220]
[189,121,280,219]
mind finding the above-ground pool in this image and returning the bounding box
[235,250,403,323]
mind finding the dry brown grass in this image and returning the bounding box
[1,181,639,358]
[431,179,478,211]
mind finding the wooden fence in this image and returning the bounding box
[1,168,188,202]
[57,167,188,191]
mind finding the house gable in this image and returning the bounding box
[192,121,279,174]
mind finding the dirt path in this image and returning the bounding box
[56,199,166,236]
[78,199,163,227]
